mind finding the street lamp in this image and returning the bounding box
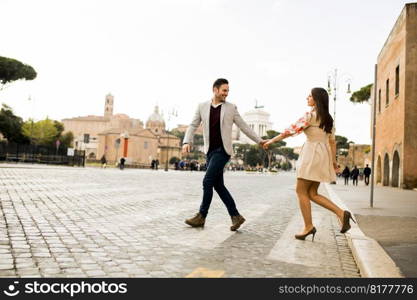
[164,107,178,172]
[327,69,352,129]
[327,69,352,184]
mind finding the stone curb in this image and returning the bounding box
[324,184,403,278]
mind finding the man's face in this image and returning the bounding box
[213,84,229,102]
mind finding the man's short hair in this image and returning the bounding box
[213,78,229,89]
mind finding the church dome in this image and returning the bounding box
[147,106,165,123]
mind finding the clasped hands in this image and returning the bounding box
[182,140,274,154]
[260,139,273,150]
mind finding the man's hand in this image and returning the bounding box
[182,143,191,154]
[259,140,266,146]
[263,139,273,150]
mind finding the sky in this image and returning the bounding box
[0,0,412,147]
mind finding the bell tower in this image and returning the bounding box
[104,93,114,117]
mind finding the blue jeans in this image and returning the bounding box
[199,147,239,218]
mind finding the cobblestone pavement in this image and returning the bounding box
[0,164,360,278]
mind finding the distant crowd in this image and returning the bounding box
[339,164,372,186]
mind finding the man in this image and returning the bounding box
[364,164,371,186]
[351,166,359,186]
[342,166,350,185]
[182,78,265,231]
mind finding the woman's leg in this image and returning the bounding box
[296,178,315,234]
[308,182,344,222]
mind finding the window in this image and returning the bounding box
[144,141,148,149]
[395,65,400,96]
[386,79,389,106]
[378,89,381,113]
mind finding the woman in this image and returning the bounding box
[264,87,355,241]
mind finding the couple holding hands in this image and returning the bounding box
[182,78,354,240]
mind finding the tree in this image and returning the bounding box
[0,104,29,143]
[169,156,180,164]
[0,56,37,90]
[350,84,372,103]
[262,130,286,168]
[22,119,58,146]
[335,135,349,150]
[194,134,204,146]
[171,129,203,146]
[335,135,355,157]
[278,147,299,161]
[171,129,185,142]
[233,143,251,165]
[245,145,263,167]
[59,131,74,148]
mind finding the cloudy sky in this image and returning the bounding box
[0,0,411,146]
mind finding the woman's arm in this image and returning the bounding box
[264,112,311,148]
[329,135,339,171]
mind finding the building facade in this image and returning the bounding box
[62,94,144,159]
[233,106,273,144]
[337,144,371,171]
[373,3,417,188]
[63,95,180,167]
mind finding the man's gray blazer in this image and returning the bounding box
[183,101,262,155]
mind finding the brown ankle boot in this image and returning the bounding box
[185,213,205,227]
[230,215,246,231]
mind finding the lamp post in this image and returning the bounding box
[164,107,178,172]
[327,69,352,184]
[327,69,352,129]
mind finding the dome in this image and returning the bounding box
[147,106,165,123]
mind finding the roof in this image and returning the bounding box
[62,115,109,122]
[147,106,165,123]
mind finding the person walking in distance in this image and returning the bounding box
[342,166,350,185]
[183,78,266,231]
[119,157,126,170]
[100,155,107,169]
[364,164,371,186]
[351,166,359,186]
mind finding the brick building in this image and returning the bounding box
[374,3,417,188]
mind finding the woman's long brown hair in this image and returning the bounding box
[311,87,333,133]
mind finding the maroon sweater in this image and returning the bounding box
[209,104,223,152]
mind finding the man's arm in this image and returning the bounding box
[182,104,202,153]
[233,104,263,144]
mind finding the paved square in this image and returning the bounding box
[0,164,360,277]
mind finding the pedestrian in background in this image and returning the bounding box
[120,157,126,170]
[364,164,372,186]
[351,166,359,186]
[100,155,107,169]
[342,166,350,185]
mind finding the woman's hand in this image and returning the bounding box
[333,162,339,172]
